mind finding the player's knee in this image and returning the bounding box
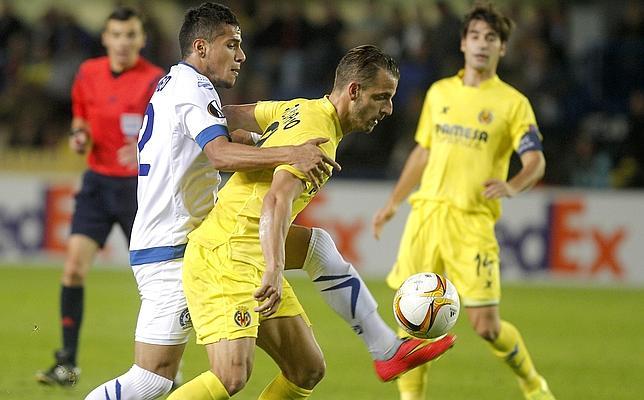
[219,373,248,396]
[304,360,326,388]
[468,308,500,342]
[62,259,87,285]
[287,356,326,389]
[216,363,251,396]
[474,323,500,342]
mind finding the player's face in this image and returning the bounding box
[460,19,506,74]
[102,17,145,70]
[349,69,398,133]
[203,24,246,89]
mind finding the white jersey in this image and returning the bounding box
[129,62,227,266]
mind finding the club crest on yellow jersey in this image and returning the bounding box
[234,306,251,327]
[478,109,494,124]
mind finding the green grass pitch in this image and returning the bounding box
[0,265,642,399]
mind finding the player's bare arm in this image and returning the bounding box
[69,117,90,154]
[372,144,429,240]
[203,135,338,188]
[117,138,138,169]
[483,150,545,199]
[229,129,258,145]
[256,170,305,317]
[222,103,341,186]
[222,103,261,132]
[229,129,339,183]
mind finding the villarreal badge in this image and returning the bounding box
[234,306,252,327]
[478,109,494,124]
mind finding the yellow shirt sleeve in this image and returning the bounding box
[414,87,434,149]
[270,111,337,184]
[509,96,540,151]
[275,165,306,180]
[254,101,283,132]
[273,131,336,181]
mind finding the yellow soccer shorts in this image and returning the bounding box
[387,200,501,307]
[183,240,310,345]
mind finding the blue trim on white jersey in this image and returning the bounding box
[130,244,187,266]
[195,124,228,149]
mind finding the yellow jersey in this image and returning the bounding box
[412,70,540,220]
[188,96,343,267]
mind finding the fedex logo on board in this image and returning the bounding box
[497,197,626,278]
[0,184,73,255]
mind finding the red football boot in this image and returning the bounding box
[374,335,456,382]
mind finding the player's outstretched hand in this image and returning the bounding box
[69,130,89,154]
[117,138,138,169]
[372,203,397,240]
[483,178,517,199]
[254,269,283,317]
[292,138,342,189]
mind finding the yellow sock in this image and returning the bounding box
[489,320,541,391]
[258,373,313,400]
[395,327,428,400]
[166,371,230,400]
[397,363,428,400]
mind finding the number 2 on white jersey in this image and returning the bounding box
[138,75,172,176]
[137,103,154,176]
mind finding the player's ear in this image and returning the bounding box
[101,30,108,49]
[499,41,507,58]
[348,82,360,101]
[193,38,207,58]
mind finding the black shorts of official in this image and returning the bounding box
[70,170,137,248]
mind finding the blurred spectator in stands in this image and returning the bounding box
[601,0,644,112]
[565,130,612,188]
[137,0,178,69]
[0,0,28,93]
[381,5,405,59]
[0,0,642,186]
[4,6,95,150]
[613,89,644,187]
[254,0,312,98]
[431,1,462,77]
[347,0,388,48]
[304,2,345,95]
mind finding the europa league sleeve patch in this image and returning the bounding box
[208,100,225,119]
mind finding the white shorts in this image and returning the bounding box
[133,259,192,345]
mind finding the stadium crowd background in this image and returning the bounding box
[0,0,642,187]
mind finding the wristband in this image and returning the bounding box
[249,131,262,144]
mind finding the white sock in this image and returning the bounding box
[303,227,401,360]
[84,364,173,400]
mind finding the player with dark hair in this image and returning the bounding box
[372,2,555,399]
[168,44,453,400]
[86,4,454,399]
[36,6,164,387]
[83,3,338,399]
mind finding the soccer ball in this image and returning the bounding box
[393,273,460,339]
